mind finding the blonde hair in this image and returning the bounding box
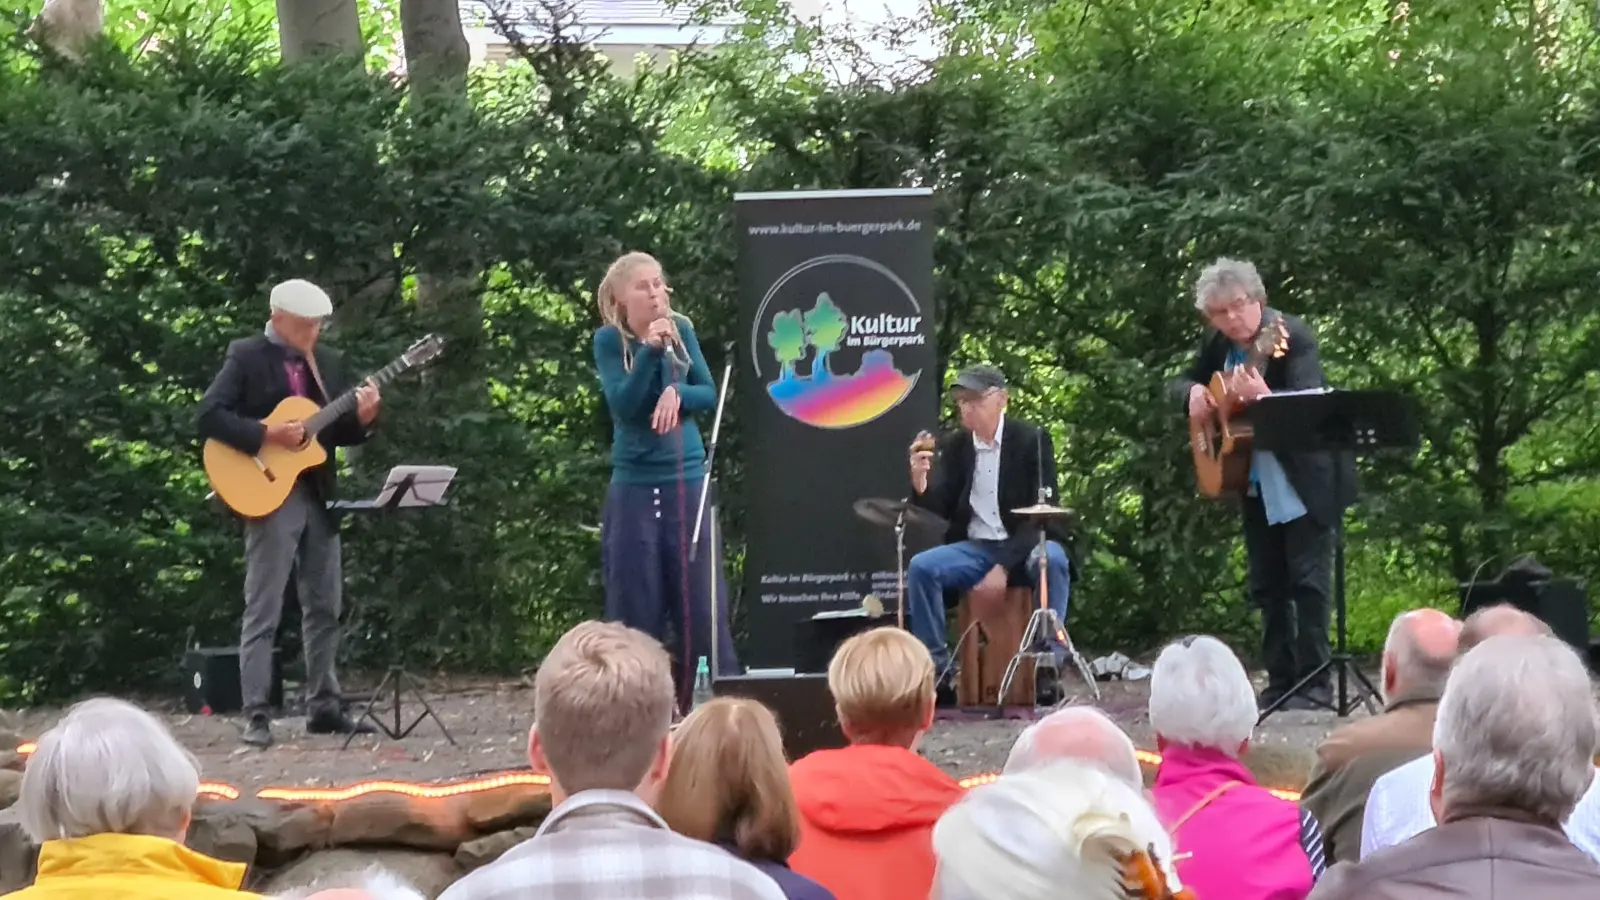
[828,627,935,746]
[596,251,696,373]
[656,697,801,862]
[534,621,676,793]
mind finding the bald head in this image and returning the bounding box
[1460,604,1551,652]
[1382,608,1461,702]
[1004,706,1143,788]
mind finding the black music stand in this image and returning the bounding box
[1248,389,1419,722]
[329,465,458,747]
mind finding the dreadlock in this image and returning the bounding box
[597,251,694,372]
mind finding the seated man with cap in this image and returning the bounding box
[197,279,381,747]
[906,365,1073,698]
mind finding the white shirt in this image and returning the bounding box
[1361,752,1600,861]
[967,414,1008,541]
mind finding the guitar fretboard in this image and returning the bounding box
[305,355,415,436]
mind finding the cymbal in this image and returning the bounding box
[1011,502,1076,519]
[853,497,948,532]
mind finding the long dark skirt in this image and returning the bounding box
[601,478,740,710]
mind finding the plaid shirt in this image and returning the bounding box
[439,790,788,900]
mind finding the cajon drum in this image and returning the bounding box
[955,586,1034,706]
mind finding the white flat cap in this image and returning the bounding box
[269,279,333,318]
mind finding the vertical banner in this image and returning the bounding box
[734,188,938,669]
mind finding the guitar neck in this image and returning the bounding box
[305,355,412,436]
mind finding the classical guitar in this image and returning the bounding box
[1189,312,1289,499]
[203,334,444,518]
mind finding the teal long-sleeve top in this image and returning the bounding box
[593,317,717,485]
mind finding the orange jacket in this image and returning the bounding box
[787,744,965,900]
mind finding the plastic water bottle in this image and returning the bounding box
[692,656,713,709]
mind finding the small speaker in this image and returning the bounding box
[182,647,283,714]
[714,672,847,761]
[793,611,881,674]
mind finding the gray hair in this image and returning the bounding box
[1382,610,1456,701]
[19,697,200,843]
[1433,634,1599,823]
[272,867,428,900]
[1148,635,1256,756]
[1192,257,1267,312]
[1004,707,1142,788]
[933,761,1179,900]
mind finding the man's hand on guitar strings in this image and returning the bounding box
[356,379,381,426]
[264,421,305,448]
[1187,384,1216,421]
[1231,367,1270,403]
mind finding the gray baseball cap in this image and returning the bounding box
[951,364,1007,393]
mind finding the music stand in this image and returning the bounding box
[1248,389,1419,722]
[329,464,459,747]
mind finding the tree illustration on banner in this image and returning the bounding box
[804,292,847,382]
[768,309,809,380]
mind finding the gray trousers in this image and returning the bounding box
[242,481,343,717]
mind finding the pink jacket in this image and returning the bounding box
[1151,744,1313,900]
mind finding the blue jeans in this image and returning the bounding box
[906,538,1072,673]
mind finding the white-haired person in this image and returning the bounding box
[1148,635,1324,900]
[1004,706,1144,788]
[1310,633,1600,899]
[271,867,427,900]
[932,760,1189,900]
[12,697,256,900]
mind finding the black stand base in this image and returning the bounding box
[343,665,457,748]
[1257,523,1382,724]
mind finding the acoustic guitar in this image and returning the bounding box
[203,335,444,518]
[1189,312,1289,499]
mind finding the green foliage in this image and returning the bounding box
[2,0,1599,702]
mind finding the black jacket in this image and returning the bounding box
[196,333,369,504]
[1175,309,1357,528]
[911,415,1070,573]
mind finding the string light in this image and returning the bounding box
[11,740,1303,802]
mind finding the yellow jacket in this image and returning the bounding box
[10,833,255,900]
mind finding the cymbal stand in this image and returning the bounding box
[998,514,1099,707]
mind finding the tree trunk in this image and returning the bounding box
[401,0,471,98]
[275,0,363,62]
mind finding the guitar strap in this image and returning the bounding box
[303,349,334,405]
[1170,780,1244,833]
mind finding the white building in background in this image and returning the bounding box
[460,0,821,73]
[458,0,920,74]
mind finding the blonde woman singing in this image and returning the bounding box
[593,251,740,711]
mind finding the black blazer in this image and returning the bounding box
[1175,309,1357,528]
[196,334,369,504]
[911,416,1070,573]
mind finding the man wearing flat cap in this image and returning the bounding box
[906,365,1073,698]
[197,279,380,747]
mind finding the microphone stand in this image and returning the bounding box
[690,344,734,681]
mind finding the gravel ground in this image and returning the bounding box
[4,669,1370,794]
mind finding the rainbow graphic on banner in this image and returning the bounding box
[767,349,919,428]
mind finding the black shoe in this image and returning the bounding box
[306,709,377,735]
[935,678,958,709]
[1257,686,1288,711]
[242,713,273,748]
[1288,683,1334,711]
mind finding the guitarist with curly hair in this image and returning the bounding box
[1177,258,1355,712]
[197,279,380,747]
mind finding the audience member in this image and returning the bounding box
[1359,604,1600,860]
[1148,635,1323,900]
[438,621,784,900]
[1300,608,1459,862]
[12,697,255,900]
[656,697,835,900]
[932,761,1189,900]
[273,867,426,900]
[1003,706,1144,788]
[787,626,965,900]
[1310,633,1600,899]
